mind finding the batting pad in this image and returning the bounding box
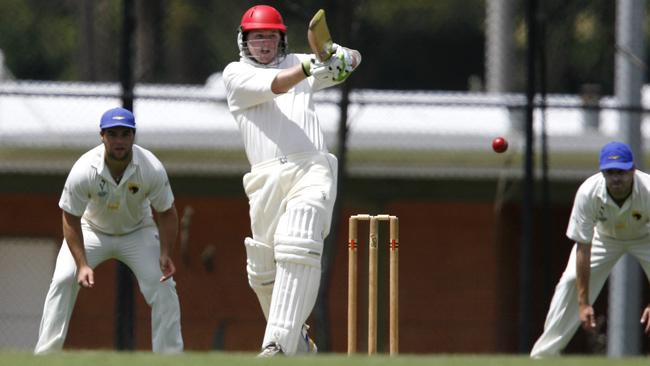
[274,237,322,267]
[244,237,276,320]
[261,204,326,353]
[275,204,326,243]
[262,260,321,355]
[273,204,324,269]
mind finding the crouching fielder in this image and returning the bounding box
[35,107,183,353]
[531,141,650,358]
[222,5,361,356]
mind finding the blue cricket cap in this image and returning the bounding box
[100,107,136,130]
[599,141,634,171]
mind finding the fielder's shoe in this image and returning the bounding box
[257,342,284,358]
[296,324,318,354]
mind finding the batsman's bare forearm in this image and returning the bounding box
[576,242,591,307]
[156,203,179,257]
[271,65,307,94]
[62,210,88,268]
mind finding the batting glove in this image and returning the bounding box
[301,43,354,82]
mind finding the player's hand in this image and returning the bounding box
[159,254,176,282]
[77,265,95,288]
[640,304,650,334]
[302,43,356,82]
[332,43,357,70]
[579,304,597,333]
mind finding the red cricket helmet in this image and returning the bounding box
[240,5,287,33]
[237,5,288,66]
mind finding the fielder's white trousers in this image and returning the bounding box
[530,235,650,358]
[34,225,183,353]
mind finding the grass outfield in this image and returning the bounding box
[1,352,649,366]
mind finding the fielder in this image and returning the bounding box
[34,107,183,353]
[222,4,361,356]
[531,141,650,357]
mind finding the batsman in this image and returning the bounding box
[222,4,361,356]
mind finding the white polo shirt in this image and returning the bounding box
[566,170,650,243]
[59,144,174,235]
[222,53,340,166]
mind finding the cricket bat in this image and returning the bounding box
[308,9,334,62]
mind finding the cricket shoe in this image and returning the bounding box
[296,324,318,354]
[257,342,284,357]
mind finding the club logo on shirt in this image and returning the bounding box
[128,182,140,194]
[98,179,108,197]
[632,211,643,221]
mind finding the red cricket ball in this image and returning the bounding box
[492,137,508,153]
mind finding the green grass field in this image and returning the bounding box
[1,351,649,366]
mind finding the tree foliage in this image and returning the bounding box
[0,0,642,93]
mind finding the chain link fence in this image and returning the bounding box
[0,80,642,180]
[0,0,644,181]
[0,0,648,352]
[0,238,57,350]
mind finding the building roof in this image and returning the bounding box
[0,75,645,180]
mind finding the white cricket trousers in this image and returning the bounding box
[243,151,337,354]
[34,225,183,353]
[530,235,650,358]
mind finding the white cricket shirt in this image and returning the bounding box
[59,144,174,235]
[223,53,340,166]
[566,170,650,243]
